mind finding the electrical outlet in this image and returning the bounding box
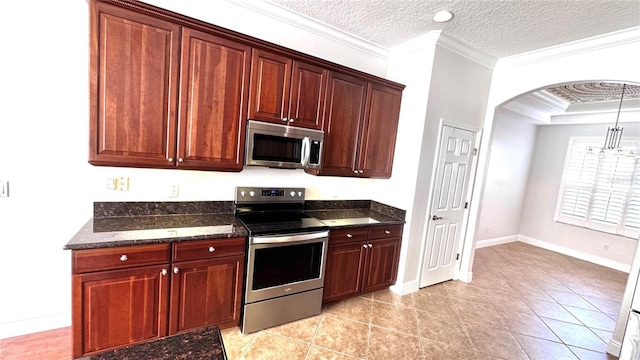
[0,181,9,197]
[117,177,129,191]
[169,185,179,198]
[107,178,117,190]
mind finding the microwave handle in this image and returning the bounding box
[301,137,311,167]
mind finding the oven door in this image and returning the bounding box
[245,231,328,303]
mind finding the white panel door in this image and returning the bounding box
[420,125,476,288]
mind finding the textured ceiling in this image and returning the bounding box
[268,0,640,58]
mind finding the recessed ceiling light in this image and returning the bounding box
[433,10,454,23]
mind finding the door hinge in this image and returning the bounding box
[464,202,469,209]
[473,148,478,156]
[456,254,460,260]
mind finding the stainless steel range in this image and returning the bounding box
[235,186,329,334]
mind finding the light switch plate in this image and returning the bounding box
[0,181,9,197]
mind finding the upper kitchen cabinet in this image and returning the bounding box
[89,1,180,168]
[315,72,368,176]
[177,28,251,171]
[358,82,402,178]
[89,1,250,171]
[248,49,327,130]
[312,73,402,178]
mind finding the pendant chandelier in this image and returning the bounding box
[603,83,626,150]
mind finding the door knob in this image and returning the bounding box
[432,215,443,221]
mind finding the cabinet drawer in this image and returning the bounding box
[73,244,170,274]
[172,237,245,262]
[329,227,368,245]
[368,225,403,239]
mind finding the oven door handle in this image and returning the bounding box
[251,231,329,244]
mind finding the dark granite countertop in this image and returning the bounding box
[77,325,226,360]
[65,200,405,250]
[304,200,406,229]
[64,201,246,250]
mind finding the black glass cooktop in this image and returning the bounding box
[235,211,328,236]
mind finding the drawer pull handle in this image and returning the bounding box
[346,234,353,238]
[120,255,128,262]
[161,269,168,276]
[173,267,179,274]
[208,247,216,253]
[385,230,391,234]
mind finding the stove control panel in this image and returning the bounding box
[235,187,305,204]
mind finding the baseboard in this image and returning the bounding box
[0,312,70,339]
[517,235,631,273]
[475,235,518,249]
[389,280,419,296]
[458,271,473,283]
[607,339,622,357]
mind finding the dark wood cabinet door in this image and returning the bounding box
[361,238,401,294]
[72,265,170,358]
[318,72,367,176]
[177,28,251,171]
[288,61,328,129]
[169,256,244,334]
[89,2,180,167]
[323,243,366,303]
[248,49,292,124]
[358,83,403,178]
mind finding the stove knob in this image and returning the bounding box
[240,191,246,197]
[249,191,255,197]
[290,191,296,197]
[298,191,303,197]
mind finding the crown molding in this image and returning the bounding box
[436,32,497,70]
[226,0,389,61]
[498,26,640,67]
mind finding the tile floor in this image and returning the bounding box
[221,242,625,359]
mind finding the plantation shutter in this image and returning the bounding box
[625,162,640,238]
[556,137,640,238]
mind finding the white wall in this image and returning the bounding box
[462,27,640,356]
[463,27,640,278]
[382,33,494,292]
[518,123,640,265]
[0,0,385,339]
[476,109,537,241]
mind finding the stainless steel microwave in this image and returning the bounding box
[245,120,324,170]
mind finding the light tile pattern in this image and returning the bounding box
[223,242,624,359]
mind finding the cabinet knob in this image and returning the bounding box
[282,118,288,122]
[346,234,353,238]
[289,119,295,123]
[161,269,168,276]
[168,158,174,162]
[173,267,179,274]
[353,170,358,174]
[359,170,364,174]
[385,230,391,234]
[178,158,184,162]
[120,255,128,262]
[208,247,216,253]
[368,244,373,248]
[362,244,368,248]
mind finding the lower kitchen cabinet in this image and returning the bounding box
[323,225,402,303]
[71,238,245,358]
[169,256,244,334]
[72,264,170,358]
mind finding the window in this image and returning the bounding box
[555,137,640,239]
